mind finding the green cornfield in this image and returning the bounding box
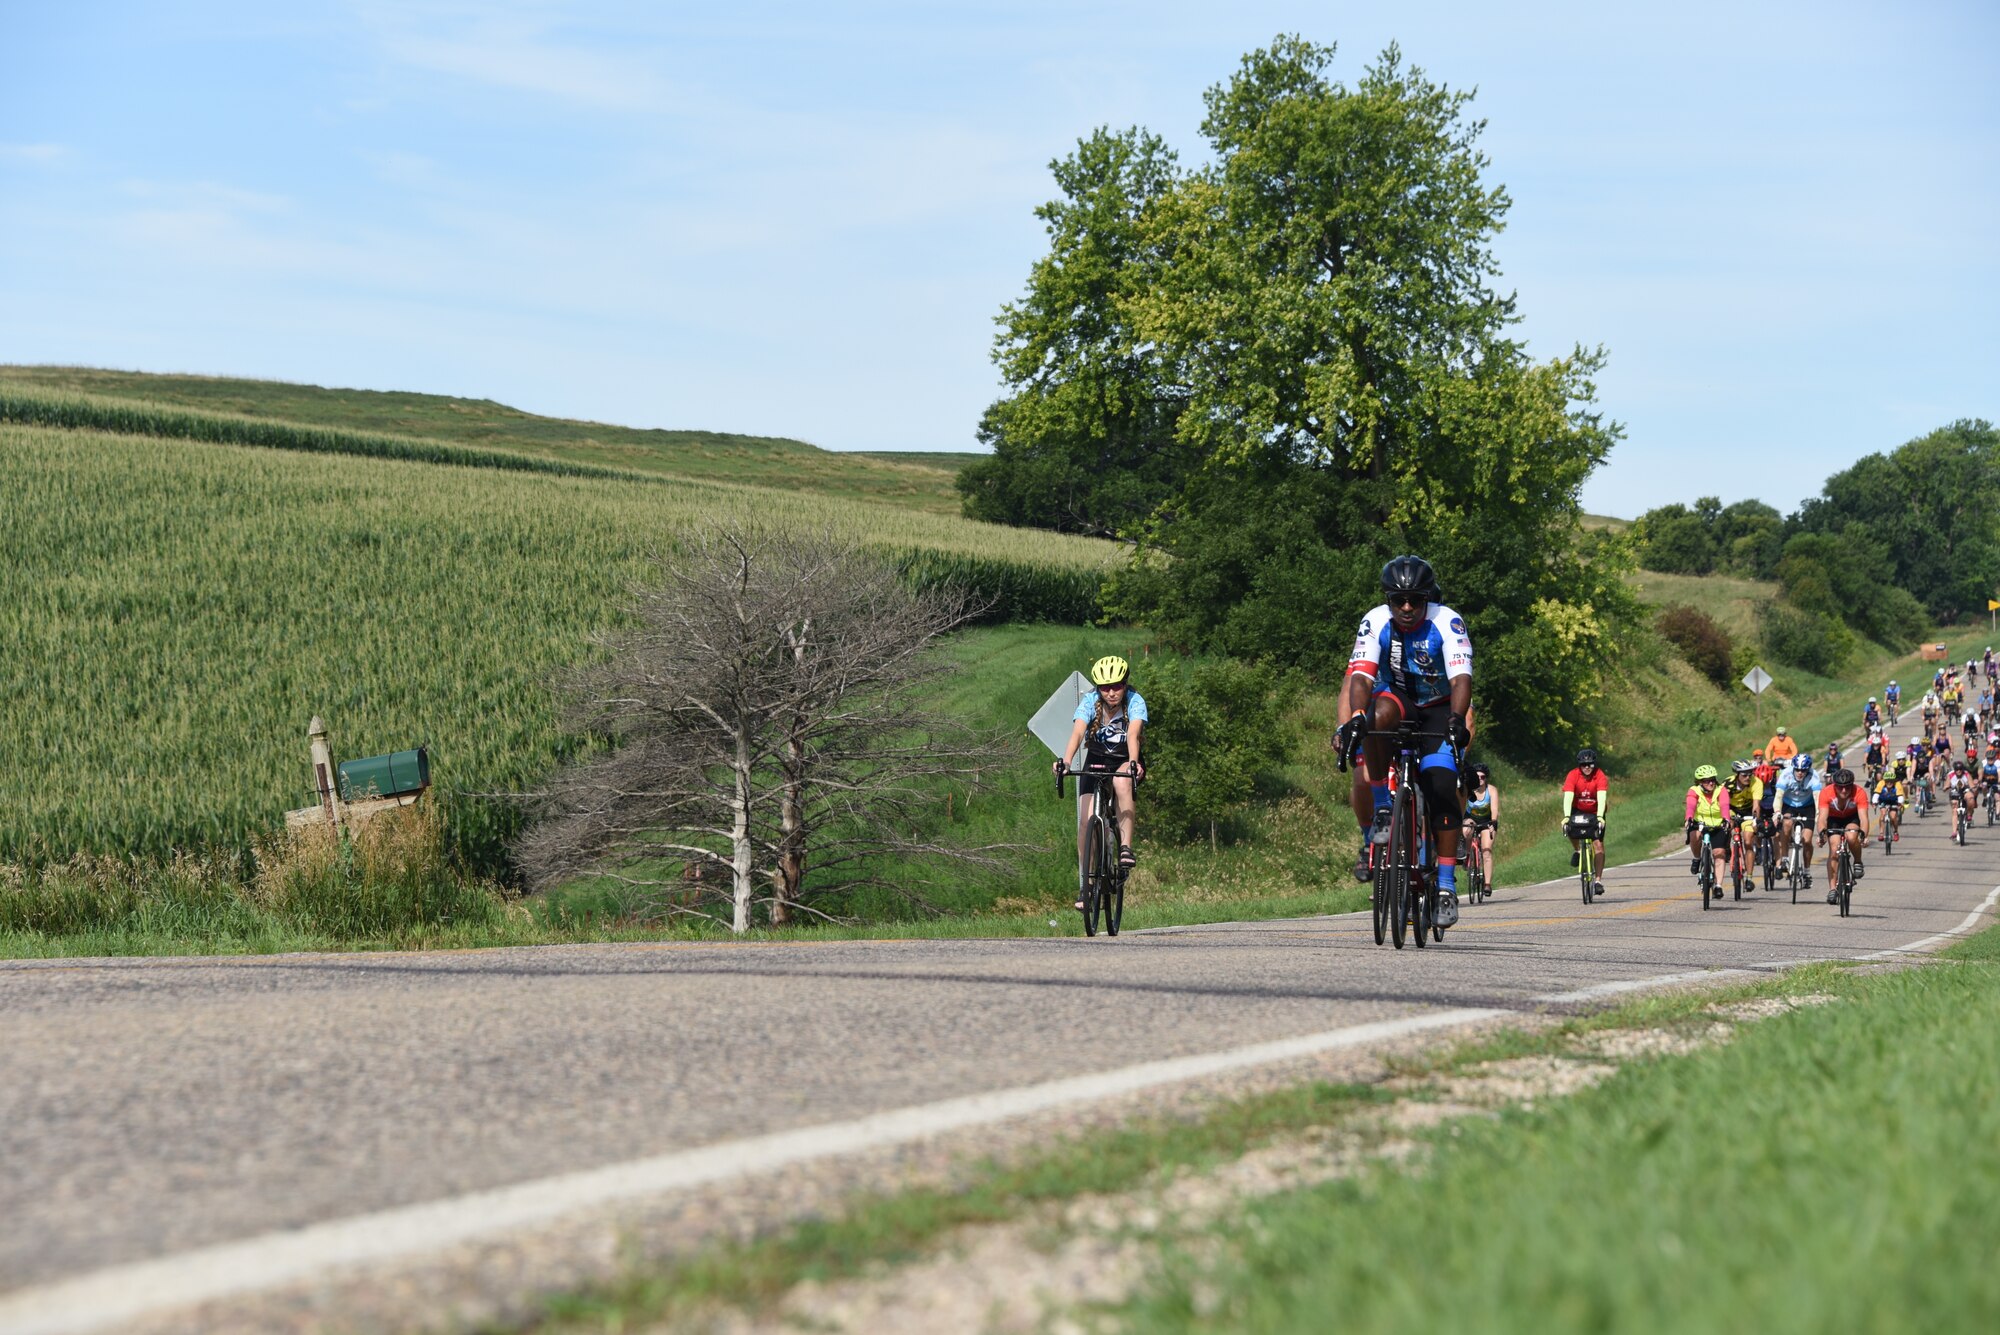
[0,388,660,483]
[1,423,1117,866]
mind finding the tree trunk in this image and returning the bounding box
[731,730,754,933]
[774,724,806,925]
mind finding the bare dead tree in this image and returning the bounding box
[515,528,1010,932]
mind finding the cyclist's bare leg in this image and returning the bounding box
[1111,773,1137,851]
[1346,693,1402,828]
[1075,790,1095,872]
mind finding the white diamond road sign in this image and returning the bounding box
[1743,666,1773,695]
[1028,671,1090,764]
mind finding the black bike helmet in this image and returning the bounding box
[1576,748,1598,767]
[1380,555,1441,604]
[1834,768,1856,786]
[1471,761,1491,779]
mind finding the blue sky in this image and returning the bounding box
[2,0,1994,517]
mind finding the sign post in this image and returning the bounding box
[1987,598,1997,631]
[1743,665,1773,726]
[1028,671,1091,770]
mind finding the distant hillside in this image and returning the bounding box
[853,450,982,472]
[0,366,966,514]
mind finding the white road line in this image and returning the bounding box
[1530,968,1760,1005]
[0,1006,1507,1335]
[1854,881,2000,959]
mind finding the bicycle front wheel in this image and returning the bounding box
[1104,863,1125,937]
[1386,787,1414,949]
[1081,819,1104,937]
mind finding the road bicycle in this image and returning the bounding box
[1340,721,1463,948]
[1878,805,1900,853]
[1888,700,1900,726]
[1782,816,1812,904]
[1727,819,1752,901]
[1461,819,1492,905]
[1824,833,1856,918]
[1986,780,1998,827]
[1953,792,1970,846]
[1915,775,1933,817]
[1056,762,1138,937]
[1755,815,1778,891]
[1690,822,1725,909]
[1567,814,1603,904]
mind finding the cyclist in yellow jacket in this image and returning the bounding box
[1685,764,1729,884]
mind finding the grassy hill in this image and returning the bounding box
[0,366,969,514]
[1629,567,1781,644]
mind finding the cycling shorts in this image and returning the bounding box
[1781,805,1816,823]
[1369,687,1459,775]
[1076,753,1132,797]
[1823,814,1862,834]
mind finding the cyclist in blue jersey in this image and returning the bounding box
[1774,754,1821,886]
[1334,556,1474,927]
[1884,679,1901,723]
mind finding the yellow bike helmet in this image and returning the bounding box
[1090,655,1129,686]
[1693,764,1719,781]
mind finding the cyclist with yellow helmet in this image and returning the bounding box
[1684,764,1730,891]
[1054,656,1148,909]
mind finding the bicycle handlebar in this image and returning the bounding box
[1054,763,1144,798]
[1335,725,1464,781]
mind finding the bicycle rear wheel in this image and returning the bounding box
[1408,800,1432,948]
[1081,819,1103,936]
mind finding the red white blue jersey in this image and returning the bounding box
[1348,603,1473,708]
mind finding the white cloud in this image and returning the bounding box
[0,143,66,164]
[352,2,677,112]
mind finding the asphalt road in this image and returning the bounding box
[3,802,1996,1323]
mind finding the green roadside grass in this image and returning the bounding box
[1124,933,2000,1333]
[512,937,1985,1333]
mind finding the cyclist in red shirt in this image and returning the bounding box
[1816,768,1870,902]
[1561,748,1609,895]
[1750,749,1780,845]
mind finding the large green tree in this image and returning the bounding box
[1795,419,2000,621]
[956,128,1196,537]
[1099,38,1630,752]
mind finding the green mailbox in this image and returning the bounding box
[337,746,430,801]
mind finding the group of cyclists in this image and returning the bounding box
[1057,554,1995,929]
